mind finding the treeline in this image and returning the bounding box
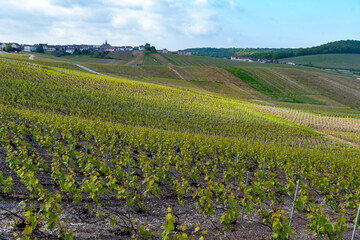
[184,40,360,59]
[183,47,293,59]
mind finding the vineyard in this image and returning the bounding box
[282,54,360,71]
[159,54,258,67]
[1,58,360,240]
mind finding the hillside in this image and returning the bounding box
[1,55,360,239]
[281,53,360,70]
[184,40,360,60]
[159,53,264,67]
[225,66,360,107]
[2,52,360,108]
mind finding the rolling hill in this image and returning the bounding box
[281,53,360,70]
[184,40,360,60]
[1,51,360,239]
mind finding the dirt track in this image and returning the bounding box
[74,64,109,77]
[126,50,144,65]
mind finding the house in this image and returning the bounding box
[157,48,168,54]
[231,56,254,62]
[0,43,6,49]
[278,61,295,65]
[44,45,57,52]
[23,45,36,52]
[356,76,360,80]
[118,46,125,51]
[66,48,75,54]
[125,46,133,51]
[102,46,118,52]
[11,43,20,49]
[139,45,145,51]
[178,50,191,55]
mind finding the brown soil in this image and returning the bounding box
[317,131,360,148]
[126,51,144,65]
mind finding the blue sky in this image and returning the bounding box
[0,0,359,50]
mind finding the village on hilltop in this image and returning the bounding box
[1,41,297,65]
[0,41,192,56]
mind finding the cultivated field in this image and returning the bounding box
[1,54,360,239]
[282,53,360,70]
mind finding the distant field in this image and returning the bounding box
[2,51,360,109]
[161,53,265,67]
[60,54,125,64]
[282,53,360,70]
[225,66,360,107]
[0,52,89,71]
[83,64,179,79]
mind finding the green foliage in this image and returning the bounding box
[307,205,347,239]
[183,47,292,59]
[36,44,44,53]
[4,44,13,52]
[185,40,360,60]
[0,171,13,195]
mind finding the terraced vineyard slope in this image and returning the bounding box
[1,57,360,240]
[281,53,360,70]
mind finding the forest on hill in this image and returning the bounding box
[185,40,360,60]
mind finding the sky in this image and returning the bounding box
[0,0,359,50]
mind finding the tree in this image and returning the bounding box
[4,44,13,52]
[36,44,44,53]
[145,43,151,51]
[149,46,157,53]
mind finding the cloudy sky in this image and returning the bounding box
[1,0,359,50]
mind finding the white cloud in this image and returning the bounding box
[0,0,224,49]
[194,0,208,5]
[180,6,218,37]
[7,0,88,18]
[229,0,243,11]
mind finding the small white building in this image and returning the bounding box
[139,45,145,51]
[178,51,191,55]
[66,48,75,54]
[125,46,133,51]
[278,61,295,65]
[0,43,6,49]
[11,43,20,49]
[231,56,254,62]
[157,48,168,53]
[102,46,118,52]
[23,45,36,52]
[44,45,57,52]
